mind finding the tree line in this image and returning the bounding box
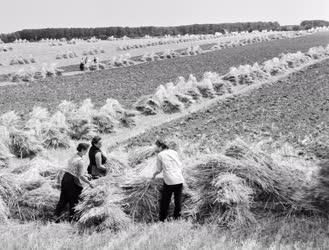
[0,20,327,43]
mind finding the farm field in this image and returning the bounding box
[0,31,329,115]
[1,59,329,249]
[0,33,266,75]
[125,58,329,152]
[1,28,329,250]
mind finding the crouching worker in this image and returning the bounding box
[88,136,108,179]
[54,143,94,222]
[152,139,185,222]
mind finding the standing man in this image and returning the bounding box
[54,143,94,222]
[152,139,185,222]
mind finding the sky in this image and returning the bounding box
[0,0,328,33]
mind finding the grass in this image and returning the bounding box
[0,216,329,249]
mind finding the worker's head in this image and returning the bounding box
[91,136,102,148]
[155,139,169,152]
[77,143,90,155]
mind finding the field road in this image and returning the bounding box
[0,32,328,115]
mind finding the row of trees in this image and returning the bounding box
[0,20,327,43]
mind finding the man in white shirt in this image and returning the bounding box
[152,139,184,222]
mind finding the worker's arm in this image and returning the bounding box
[77,161,94,188]
[95,152,107,171]
[152,155,162,179]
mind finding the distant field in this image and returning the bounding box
[0,32,328,115]
[0,34,258,75]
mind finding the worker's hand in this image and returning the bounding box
[85,174,92,180]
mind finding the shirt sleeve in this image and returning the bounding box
[156,155,163,172]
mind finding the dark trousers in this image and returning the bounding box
[55,172,83,221]
[159,182,183,222]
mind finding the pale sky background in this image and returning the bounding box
[0,0,328,33]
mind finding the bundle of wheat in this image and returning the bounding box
[160,49,179,59]
[128,146,156,168]
[120,177,192,222]
[175,93,194,108]
[29,55,36,63]
[134,95,160,115]
[119,112,136,128]
[0,173,22,210]
[42,111,70,149]
[77,99,95,118]
[0,126,10,143]
[161,98,184,114]
[9,58,19,65]
[307,46,327,60]
[280,51,312,68]
[120,177,162,222]
[191,172,256,228]
[63,99,97,140]
[196,79,216,98]
[191,45,203,55]
[325,44,329,55]
[211,79,232,96]
[25,107,50,136]
[153,85,184,114]
[92,114,116,134]
[188,138,316,226]
[10,69,35,82]
[98,63,106,70]
[176,75,202,100]
[42,127,71,149]
[211,43,224,50]
[0,197,9,223]
[309,160,329,213]
[249,62,269,81]
[15,183,59,221]
[88,63,99,71]
[9,130,43,158]
[33,70,46,79]
[17,157,63,184]
[42,63,63,77]
[227,140,315,210]
[99,99,125,119]
[0,141,13,168]
[141,52,155,62]
[104,157,128,176]
[67,117,96,140]
[76,178,130,232]
[58,100,77,117]
[261,58,285,77]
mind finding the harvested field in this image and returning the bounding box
[125,59,329,152]
[0,32,329,115]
